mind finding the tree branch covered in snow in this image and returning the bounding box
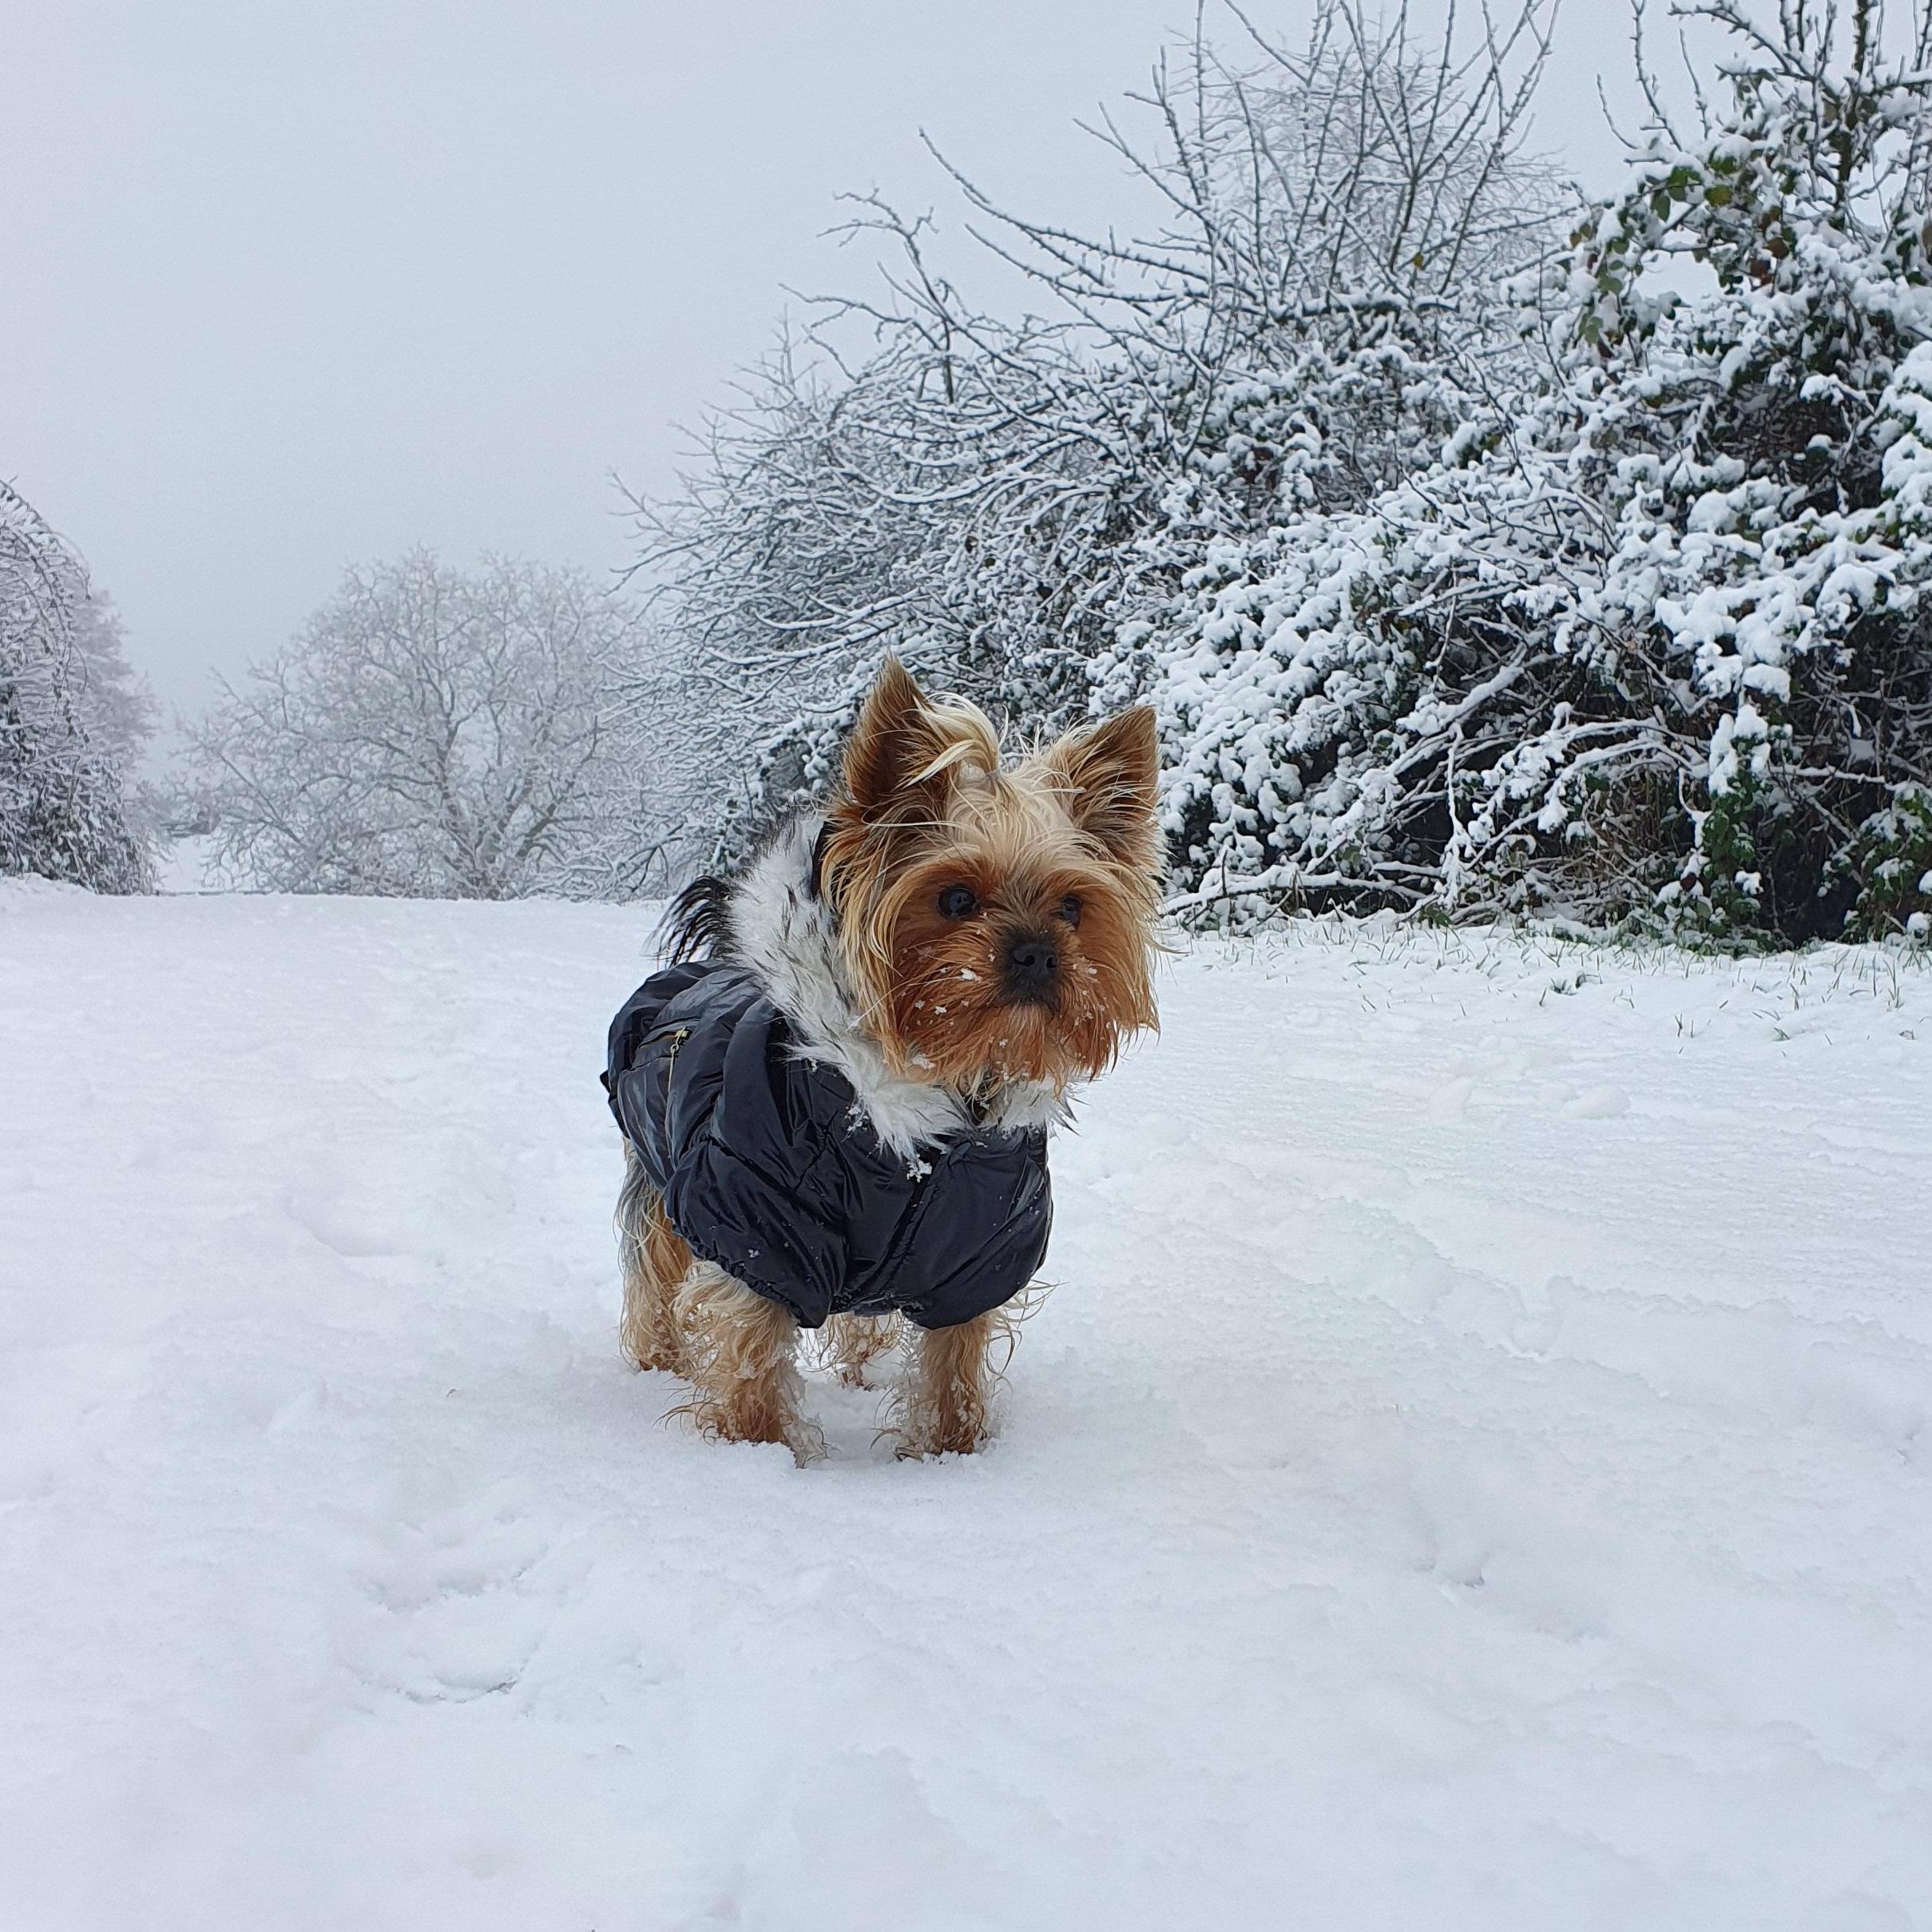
[618,0,1567,863]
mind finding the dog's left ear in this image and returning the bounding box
[1045,708,1161,873]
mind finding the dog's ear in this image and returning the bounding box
[1045,708,1161,873]
[841,657,930,811]
[841,656,999,815]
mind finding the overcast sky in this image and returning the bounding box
[4,0,1646,718]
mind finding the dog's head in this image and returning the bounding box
[819,657,1162,1093]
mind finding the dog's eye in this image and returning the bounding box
[936,884,979,920]
[1057,895,1083,927]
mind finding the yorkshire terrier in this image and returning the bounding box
[601,657,1161,1459]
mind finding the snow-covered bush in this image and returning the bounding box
[628,0,1932,945]
[1133,0,1932,942]
[0,480,155,893]
[186,553,663,899]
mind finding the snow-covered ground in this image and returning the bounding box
[2,881,1928,1931]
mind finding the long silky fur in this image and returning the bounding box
[617,657,1160,1459]
[882,1295,1034,1459]
[688,814,1053,1157]
[616,1145,694,1376]
[818,1311,903,1388]
[669,1262,821,1461]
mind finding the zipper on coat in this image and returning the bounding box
[661,1026,690,1099]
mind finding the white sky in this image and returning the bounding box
[3,0,1645,717]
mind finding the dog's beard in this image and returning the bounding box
[831,848,1157,1093]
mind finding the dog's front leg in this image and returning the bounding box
[893,1311,1007,1457]
[673,1264,818,1459]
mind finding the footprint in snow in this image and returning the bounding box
[339,1485,561,1704]
[1561,1085,1632,1119]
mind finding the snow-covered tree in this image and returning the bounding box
[67,589,166,853]
[67,591,159,775]
[621,0,1565,865]
[0,480,154,893]
[187,553,661,899]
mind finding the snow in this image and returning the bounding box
[3,882,1930,1930]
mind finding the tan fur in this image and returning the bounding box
[819,1311,903,1388]
[887,1310,1016,1458]
[617,1146,815,1458]
[671,1264,819,1459]
[613,657,1162,1459]
[617,1142,692,1375]
[820,660,1162,1095]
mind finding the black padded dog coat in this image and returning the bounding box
[603,960,1053,1331]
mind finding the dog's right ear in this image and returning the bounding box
[841,656,999,815]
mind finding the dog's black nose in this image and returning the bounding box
[1005,933,1059,995]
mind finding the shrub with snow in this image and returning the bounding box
[627,0,1932,946]
[1133,0,1932,942]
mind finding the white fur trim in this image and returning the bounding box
[727,815,1068,1156]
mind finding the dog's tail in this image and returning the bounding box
[660,875,733,963]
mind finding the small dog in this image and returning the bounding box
[601,657,1161,1458]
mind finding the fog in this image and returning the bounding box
[3,1,1641,718]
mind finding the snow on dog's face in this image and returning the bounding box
[820,657,1162,1093]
